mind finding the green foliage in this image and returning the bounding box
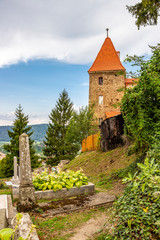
[0,181,9,190]
[147,135,160,165]
[105,158,160,239]
[0,228,14,240]
[65,105,98,154]
[33,170,88,191]
[0,105,38,177]
[43,89,73,163]
[126,0,160,29]
[121,44,160,153]
[0,213,36,240]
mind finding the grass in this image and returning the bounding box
[0,178,12,195]
[32,207,108,240]
[0,189,12,195]
[63,146,138,192]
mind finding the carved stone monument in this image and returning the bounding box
[19,133,35,208]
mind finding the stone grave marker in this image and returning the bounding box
[19,133,35,209]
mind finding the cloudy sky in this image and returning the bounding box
[0,0,159,125]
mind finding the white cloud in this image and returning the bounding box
[0,0,159,67]
[0,112,49,126]
[73,105,84,113]
[82,82,89,86]
[0,112,15,125]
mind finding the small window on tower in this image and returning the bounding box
[99,95,103,105]
[99,77,103,85]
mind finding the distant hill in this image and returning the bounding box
[0,124,48,142]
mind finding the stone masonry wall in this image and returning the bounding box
[89,71,125,122]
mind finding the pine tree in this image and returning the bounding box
[43,89,73,163]
[2,104,37,177]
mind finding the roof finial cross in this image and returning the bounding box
[106,28,109,37]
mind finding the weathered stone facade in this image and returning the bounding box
[89,70,125,122]
[88,35,138,124]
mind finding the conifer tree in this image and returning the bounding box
[43,89,73,163]
[2,104,37,177]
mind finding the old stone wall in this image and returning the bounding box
[89,71,125,122]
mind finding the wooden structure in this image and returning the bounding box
[82,133,100,152]
[100,114,124,151]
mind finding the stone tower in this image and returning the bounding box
[88,35,126,125]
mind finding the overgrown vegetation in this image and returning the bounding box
[121,44,160,153]
[105,158,160,240]
[103,45,160,239]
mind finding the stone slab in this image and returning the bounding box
[7,195,14,227]
[38,192,115,217]
[12,184,20,199]
[11,213,39,240]
[0,195,7,229]
[35,182,95,200]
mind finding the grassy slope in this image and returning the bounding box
[64,146,137,193]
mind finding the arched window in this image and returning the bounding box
[99,77,103,85]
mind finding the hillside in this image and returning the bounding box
[64,146,137,195]
[0,124,48,142]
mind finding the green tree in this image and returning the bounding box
[127,0,160,29]
[43,89,73,163]
[121,44,160,152]
[65,105,98,154]
[1,105,37,177]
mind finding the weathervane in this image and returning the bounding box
[106,28,109,37]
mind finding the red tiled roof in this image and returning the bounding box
[125,78,138,84]
[105,111,121,119]
[88,37,125,72]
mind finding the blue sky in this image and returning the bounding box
[0,0,159,125]
[0,60,90,125]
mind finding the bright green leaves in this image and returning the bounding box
[0,228,14,240]
[106,159,160,239]
[32,170,88,192]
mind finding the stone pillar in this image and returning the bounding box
[14,156,18,180]
[19,133,35,207]
[12,156,19,186]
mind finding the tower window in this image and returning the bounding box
[99,77,103,85]
[99,95,103,105]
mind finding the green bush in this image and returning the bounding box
[106,158,160,240]
[33,170,88,191]
[0,181,9,190]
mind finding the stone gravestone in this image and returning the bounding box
[12,156,19,185]
[19,133,35,209]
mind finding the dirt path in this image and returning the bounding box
[70,212,111,240]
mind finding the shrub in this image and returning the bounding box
[32,170,88,191]
[106,159,160,239]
